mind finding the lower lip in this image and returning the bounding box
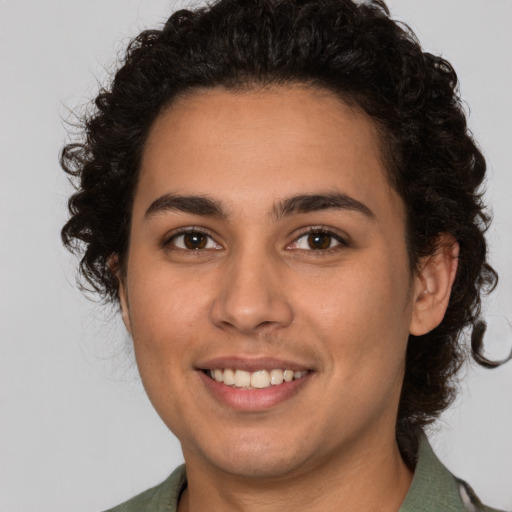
[198,371,312,411]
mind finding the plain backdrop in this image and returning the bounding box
[1,1,511,511]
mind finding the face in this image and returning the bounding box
[120,86,423,480]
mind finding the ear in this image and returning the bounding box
[109,255,132,335]
[118,279,132,335]
[409,234,459,336]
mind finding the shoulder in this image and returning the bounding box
[456,478,507,512]
[400,434,505,512]
[103,465,187,512]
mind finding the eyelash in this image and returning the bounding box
[163,226,349,254]
[289,227,348,252]
[163,227,222,252]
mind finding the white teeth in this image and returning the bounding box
[207,368,308,388]
[270,369,284,385]
[283,369,294,382]
[251,370,270,388]
[234,370,251,388]
[223,368,235,386]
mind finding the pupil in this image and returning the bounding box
[308,233,331,250]
[184,232,207,250]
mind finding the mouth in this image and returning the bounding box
[203,368,310,389]
[196,357,314,410]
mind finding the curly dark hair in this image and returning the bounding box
[61,0,500,461]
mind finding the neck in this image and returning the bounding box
[178,430,413,512]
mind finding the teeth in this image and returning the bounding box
[223,368,235,386]
[270,369,284,385]
[283,369,294,382]
[251,370,270,388]
[234,370,251,387]
[206,368,308,389]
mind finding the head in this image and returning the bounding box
[61,0,497,465]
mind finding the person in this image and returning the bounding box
[60,0,509,510]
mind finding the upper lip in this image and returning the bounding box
[195,356,313,373]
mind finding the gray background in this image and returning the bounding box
[0,1,511,510]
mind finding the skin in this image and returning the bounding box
[118,86,458,511]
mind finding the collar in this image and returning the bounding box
[399,432,469,511]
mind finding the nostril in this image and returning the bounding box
[210,294,294,334]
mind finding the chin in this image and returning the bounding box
[212,453,308,480]
[189,433,317,480]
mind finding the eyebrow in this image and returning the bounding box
[273,193,375,220]
[144,194,226,219]
[144,192,374,221]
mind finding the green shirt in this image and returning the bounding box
[104,436,504,512]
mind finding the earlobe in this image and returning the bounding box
[409,234,459,336]
[109,255,132,334]
[118,280,132,334]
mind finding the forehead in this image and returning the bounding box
[136,86,403,223]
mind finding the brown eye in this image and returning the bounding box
[307,232,333,250]
[169,230,221,251]
[288,229,346,251]
[183,232,208,250]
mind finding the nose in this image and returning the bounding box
[210,248,294,335]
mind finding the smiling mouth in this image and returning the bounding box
[204,368,310,389]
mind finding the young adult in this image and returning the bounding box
[61,1,507,510]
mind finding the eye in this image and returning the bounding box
[289,230,346,251]
[167,230,222,251]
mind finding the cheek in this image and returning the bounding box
[294,254,412,366]
[124,265,213,419]
[126,261,214,358]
